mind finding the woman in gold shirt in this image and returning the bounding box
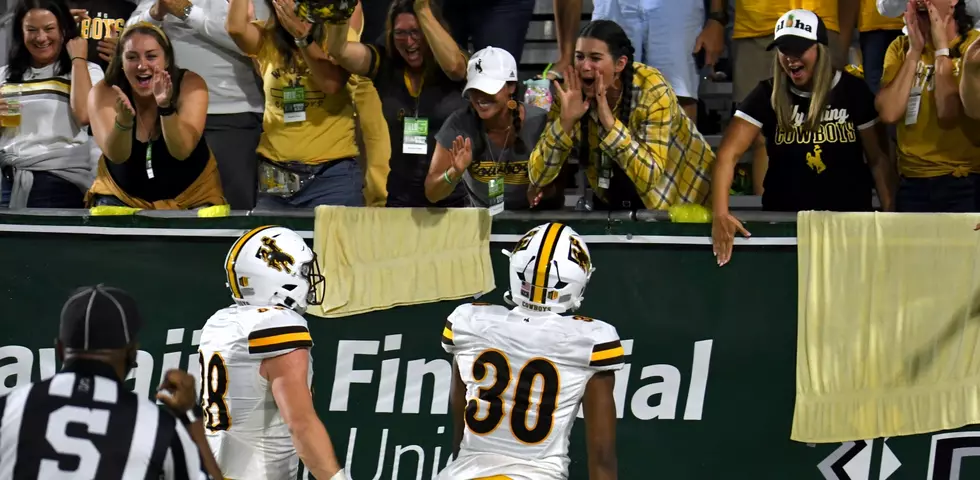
[227,0,363,208]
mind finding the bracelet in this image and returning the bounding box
[71,56,86,62]
[294,36,310,48]
[114,119,133,131]
[158,104,176,117]
[935,48,951,58]
[443,168,456,185]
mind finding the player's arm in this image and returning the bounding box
[449,357,467,459]
[263,349,346,480]
[582,371,617,480]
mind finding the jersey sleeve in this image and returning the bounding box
[441,304,471,355]
[246,308,313,359]
[585,320,625,372]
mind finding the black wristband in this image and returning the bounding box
[707,11,728,25]
[158,104,176,117]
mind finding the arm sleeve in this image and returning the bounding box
[434,108,468,150]
[880,35,908,88]
[184,4,245,53]
[851,76,880,130]
[877,0,907,17]
[586,321,625,372]
[528,98,574,187]
[126,0,162,28]
[441,304,473,355]
[247,309,314,359]
[733,80,774,129]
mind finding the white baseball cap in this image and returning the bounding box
[767,9,829,55]
[463,46,518,96]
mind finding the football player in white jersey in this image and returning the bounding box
[438,222,622,480]
[198,225,349,480]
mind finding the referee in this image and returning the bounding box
[0,284,223,479]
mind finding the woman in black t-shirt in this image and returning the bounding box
[711,9,896,266]
[326,0,469,208]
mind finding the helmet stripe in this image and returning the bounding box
[531,223,565,303]
[226,225,277,299]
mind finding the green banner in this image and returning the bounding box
[0,213,977,479]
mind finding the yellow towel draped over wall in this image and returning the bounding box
[307,206,495,318]
[794,211,980,443]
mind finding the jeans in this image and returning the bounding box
[204,112,262,210]
[439,0,536,62]
[860,29,903,94]
[895,174,980,212]
[255,158,365,210]
[0,169,84,208]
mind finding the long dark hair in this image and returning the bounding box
[466,81,528,155]
[104,23,182,104]
[576,20,635,167]
[5,0,77,82]
[383,0,451,75]
[953,2,974,55]
[264,0,324,69]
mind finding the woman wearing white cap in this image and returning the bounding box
[710,9,895,267]
[423,46,561,212]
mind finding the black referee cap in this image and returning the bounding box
[59,284,143,351]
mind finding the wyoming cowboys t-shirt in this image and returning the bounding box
[735,71,878,212]
[435,105,548,209]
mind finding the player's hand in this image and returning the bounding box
[156,369,197,412]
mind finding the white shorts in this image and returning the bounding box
[591,0,704,99]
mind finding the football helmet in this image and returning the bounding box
[502,222,594,314]
[223,226,324,314]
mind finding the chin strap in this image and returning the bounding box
[502,290,517,307]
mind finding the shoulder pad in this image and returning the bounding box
[247,307,312,356]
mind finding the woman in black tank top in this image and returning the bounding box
[85,22,225,209]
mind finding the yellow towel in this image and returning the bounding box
[307,206,495,318]
[793,211,980,443]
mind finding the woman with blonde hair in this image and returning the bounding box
[711,9,896,266]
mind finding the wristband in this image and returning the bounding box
[114,119,133,131]
[935,48,951,58]
[158,104,176,117]
[442,168,456,185]
[295,36,310,48]
[71,56,86,62]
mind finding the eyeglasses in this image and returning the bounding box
[393,29,421,40]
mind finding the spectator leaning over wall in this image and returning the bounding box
[86,22,225,209]
[711,9,896,267]
[528,20,715,212]
[326,0,467,208]
[876,0,980,212]
[0,0,103,209]
[126,0,267,211]
[227,0,363,209]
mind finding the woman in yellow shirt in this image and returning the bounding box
[226,0,363,208]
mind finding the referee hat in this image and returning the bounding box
[59,284,143,350]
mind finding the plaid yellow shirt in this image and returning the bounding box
[529,63,715,210]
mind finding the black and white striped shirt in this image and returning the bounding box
[0,359,209,479]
